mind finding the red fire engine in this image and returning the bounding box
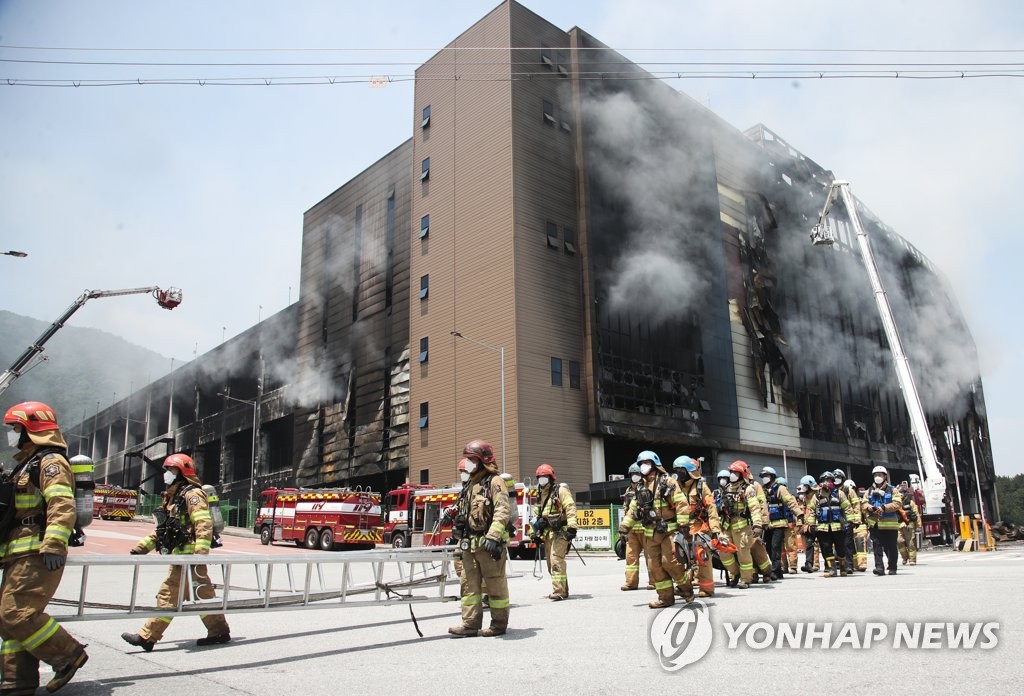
[383,482,537,558]
[93,484,138,521]
[254,487,383,551]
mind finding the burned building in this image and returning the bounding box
[68,0,996,520]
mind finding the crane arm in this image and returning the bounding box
[0,286,181,397]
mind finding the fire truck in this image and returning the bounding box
[254,487,383,551]
[382,482,538,558]
[93,484,138,521]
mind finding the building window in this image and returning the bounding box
[419,468,430,484]
[421,104,431,129]
[542,99,556,126]
[421,157,430,181]
[556,51,569,75]
[541,45,553,68]
[563,225,576,255]
[551,357,563,387]
[419,274,429,300]
[419,402,429,429]
[569,360,581,389]
[546,220,559,248]
[419,336,429,363]
[420,214,430,239]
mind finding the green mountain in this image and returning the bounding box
[0,310,171,458]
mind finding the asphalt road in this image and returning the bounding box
[37,521,1023,693]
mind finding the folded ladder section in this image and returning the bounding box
[51,547,457,622]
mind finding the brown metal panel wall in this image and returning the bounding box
[410,3,516,487]
[507,3,592,493]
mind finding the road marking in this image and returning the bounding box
[83,529,144,541]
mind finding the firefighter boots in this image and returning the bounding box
[120,633,154,652]
[45,645,88,694]
[447,625,479,638]
[196,633,231,646]
[479,626,506,637]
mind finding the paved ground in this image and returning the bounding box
[34,521,1022,693]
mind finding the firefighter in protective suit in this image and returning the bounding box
[531,464,577,600]
[896,482,921,565]
[735,461,774,582]
[450,458,474,599]
[449,440,511,637]
[121,454,230,651]
[863,466,903,575]
[847,479,869,571]
[833,469,860,574]
[776,478,799,573]
[1,402,88,695]
[759,467,803,580]
[806,471,857,577]
[617,451,687,608]
[719,462,765,589]
[713,470,741,586]
[796,475,821,572]
[673,457,721,598]
[620,464,653,591]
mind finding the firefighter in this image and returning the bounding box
[863,466,903,575]
[847,478,869,571]
[620,464,653,591]
[1,402,88,694]
[775,477,799,573]
[448,440,511,637]
[673,457,721,598]
[616,451,687,608]
[833,469,859,574]
[121,454,230,652]
[713,469,741,586]
[806,471,856,577]
[897,482,921,565]
[759,467,802,580]
[450,458,474,599]
[796,475,820,572]
[735,461,774,582]
[717,461,764,589]
[531,464,577,600]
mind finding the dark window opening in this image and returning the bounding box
[419,402,429,429]
[551,357,563,387]
[421,157,430,181]
[422,104,431,128]
[419,274,429,300]
[420,214,430,239]
[419,336,429,363]
[569,360,581,389]
[419,468,430,484]
[543,99,556,125]
[563,226,576,254]
[546,220,559,248]
[541,45,553,67]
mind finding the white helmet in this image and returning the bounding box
[871,465,888,477]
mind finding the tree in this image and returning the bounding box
[995,475,1024,526]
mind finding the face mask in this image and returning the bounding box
[538,476,550,487]
[163,470,177,486]
[874,475,885,485]
[460,472,471,483]
[631,474,642,484]
[761,476,771,485]
[718,478,728,488]
[797,485,807,494]
[465,461,477,475]
[639,463,652,476]
[729,473,739,483]
[6,429,20,449]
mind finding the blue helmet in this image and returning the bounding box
[760,466,777,478]
[627,463,641,475]
[673,456,697,472]
[777,477,788,487]
[717,469,729,479]
[800,475,816,487]
[634,450,661,469]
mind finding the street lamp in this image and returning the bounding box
[217,391,260,502]
[451,330,506,473]
[2,250,28,258]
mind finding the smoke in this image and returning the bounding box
[582,83,717,325]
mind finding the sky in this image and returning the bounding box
[1,1,1021,475]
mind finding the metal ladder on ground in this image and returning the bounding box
[51,547,457,622]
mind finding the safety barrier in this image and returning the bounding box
[51,547,457,622]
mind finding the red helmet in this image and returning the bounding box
[163,453,197,478]
[457,458,474,473]
[728,460,750,478]
[462,439,495,466]
[4,401,60,433]
[535,463,556,479]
